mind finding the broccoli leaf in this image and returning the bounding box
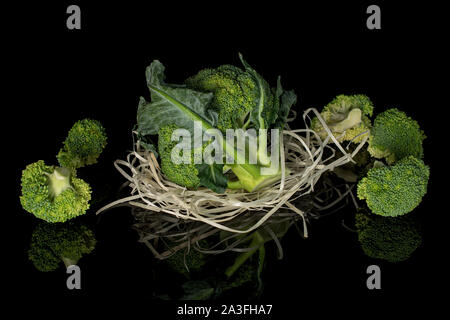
[136,60,218,136]
[238,53,278,130]
[196,162,228,194]
[274,83,297,130]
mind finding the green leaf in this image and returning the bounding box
[136,60,218,137]
[238,53,277,130]
[196,162,228,194]
[275,87,297,130]
[134,128,159,157]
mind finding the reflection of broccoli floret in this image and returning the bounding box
[357,156,429,217]
[158,124,201,189]
[57,119,107,169]
[368,108,425,164]
[355,209,422,262]
[311,94,374,143]
[166,246,206,277]
[28,220,96,272]
[20,161,91,222]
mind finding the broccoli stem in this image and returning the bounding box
[222,136,284,192]
[61,257,78,268]
[225,231,265,278]
[227,180,243,190]
[329,108,362,132]
[46,167,72,198]
[257,129,271,167]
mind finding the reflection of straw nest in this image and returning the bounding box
[132,179,355,261]
[98,108,366,235]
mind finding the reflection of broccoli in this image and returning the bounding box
[166,246,206,277]
[28,220,96,272]
[57,119,107,169]
[355,209,422,262]
[311,94,374,143]
[357,156,429,217]
[368,108,425,164]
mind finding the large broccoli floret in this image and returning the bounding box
[311,94,374,143]
[20,119,107,222]
[158,124,201,189]
[185,53,289,167]
[20,161,91,222]
[368,108,425,164]
[185,64,261,132]
[28,220,96,272]
[355,209,422,263]
[357,156,429,217]
[57,119,107,169]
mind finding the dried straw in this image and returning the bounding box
[97,108,367,237]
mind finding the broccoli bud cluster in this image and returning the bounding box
[20,119,107,223]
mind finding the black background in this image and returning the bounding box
[5,0,447,316]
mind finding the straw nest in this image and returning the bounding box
[97,108,367,240]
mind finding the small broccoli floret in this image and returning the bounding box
[57,119,107,169]
[357,156,429,217]
[158,124,201,189]
[185,64,261,132]
[28,220,96,272]
[311,94,374,143]
[368,108,425,164]
[355,209,422,262]
[20,160,91,222]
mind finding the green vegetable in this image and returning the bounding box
[311,94,374,143]
[136,54,297,193]
[20,161,91,223]
[355,209,422,262]
[368,108,425,164]
[28,220,96,271]
[357,156,429,217]
[20,119,107,222]
[158,124,201,189]
[57,119,107,169]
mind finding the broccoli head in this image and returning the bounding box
[20,160,91,222]
[368,108,425,164]
[28,220,96,272]
[357,156,429,217]
[57,119,107,169]
[158,124,201,189]
[355,209,422,263]
[186,64,260,132]
[311,94,374,143]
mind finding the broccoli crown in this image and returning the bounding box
[20,160,91,223]
[57,119,107,169]
[355,209,422,262]
[158,124,201,189]
[311,94,374,143]
[368,108,425,164]
[185,64,277,132]
[28,220,96,272]
[357,156,429,217]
